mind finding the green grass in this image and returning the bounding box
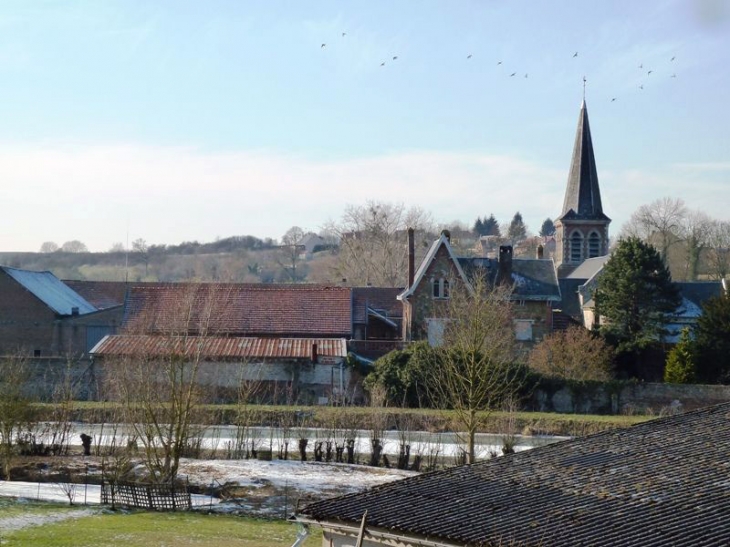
[0,506,322,547]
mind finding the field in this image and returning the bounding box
[0,501,322,547]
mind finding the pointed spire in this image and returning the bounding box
[559,101,610,221]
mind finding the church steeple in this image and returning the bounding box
[554,100,611,278]
[559,100,609,221]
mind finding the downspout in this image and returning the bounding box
[290,523,309,547]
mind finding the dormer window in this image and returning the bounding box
[432,278,450,299]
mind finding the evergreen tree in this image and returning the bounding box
[594,237,681,357]
[473,217,485,237]
[693,293,730,384]
[507,212,527,241]
[483,214,500,237]
[664,328,696,384]
[539,218,556,237]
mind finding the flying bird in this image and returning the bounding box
[647,70,653,75]
[639,84,644,90]
[380,62,385,66]
[497,61,502,65]
[321,43,326,48]
[611,97,617,102]
[342,32,346,37]
[573,52,578,57]
[524,73,528,78]
[510,72,516,77]
[671,73,677,78]
[671,56,676,61]
[467,54,472,59]
[639,63,643,69]
[392,56,398,60]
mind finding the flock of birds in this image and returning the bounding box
[320,34,680,103]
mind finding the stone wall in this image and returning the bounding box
[532,382,730,415]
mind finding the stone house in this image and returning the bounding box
[297,402,730,547]
[398,230,560,347]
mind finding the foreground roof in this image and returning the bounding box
[92,335,347,359]
[1,266,96,315]
[300,403,730,547]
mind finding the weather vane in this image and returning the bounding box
[583,76,587,100]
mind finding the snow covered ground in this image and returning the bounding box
[0,458,418,517]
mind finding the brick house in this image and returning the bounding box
[398,230,560,347]
[297,402,730,547]
[0,266,122,358]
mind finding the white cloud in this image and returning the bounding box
[0,143,726,252]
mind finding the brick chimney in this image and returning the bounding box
[498,245,513,284]
[407,227,415,288]
[537,244,544,260]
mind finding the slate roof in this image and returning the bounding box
[565,255,610,280]
[1,266,96,316]
[63,280,127,310]
[123,284,353,337]
[400,234,560,302]
[558,100,610,222]
[91,335,347,359]
[676,282,724,310]
[457,257,561,301]
[300,403,730,547]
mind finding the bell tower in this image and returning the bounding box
[554,100,611,278]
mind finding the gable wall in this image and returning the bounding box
[0,271,58,355]
[406,245,461,341]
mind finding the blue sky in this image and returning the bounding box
[1,0,728,252]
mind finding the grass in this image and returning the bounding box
[0,504,322,547]
[40,401,653,437]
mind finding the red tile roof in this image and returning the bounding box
[123,284,354,337]
[92,335,347,359]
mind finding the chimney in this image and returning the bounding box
[441,229,451,242]
[498,245,513,284]
[311,343,318,364]
[407,227,415,288]
[71,306,79,316]
[537,244,544,260]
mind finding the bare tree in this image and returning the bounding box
[279,226,306,282]
[680,210,713,281]
[0,355,37,479]
[427,277,524,464]
[132,238,150,277]
[61,240,89,253]
[620,197,686,263]
[707,220,730,281]
[325,201,434,286]
[39,241,59,253]
[107,284,226,483]
[108,242,125,253]
[528,327,614,382]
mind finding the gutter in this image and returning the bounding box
[294,516,465,547]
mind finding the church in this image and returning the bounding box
[399,100,611,345]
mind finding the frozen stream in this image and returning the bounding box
[65,423,567,460]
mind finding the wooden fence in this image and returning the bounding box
[101,480,192,511]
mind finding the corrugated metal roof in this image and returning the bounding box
[2,267,97,316]
[91,335,348,359]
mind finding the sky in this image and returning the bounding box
[1,0,729,252]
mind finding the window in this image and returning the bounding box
[427,318,446,346]
[514,320,534,341]
[588,232,601,258]
[570,231,583,262]
[432,278,450,299]
[33,349,41,357]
